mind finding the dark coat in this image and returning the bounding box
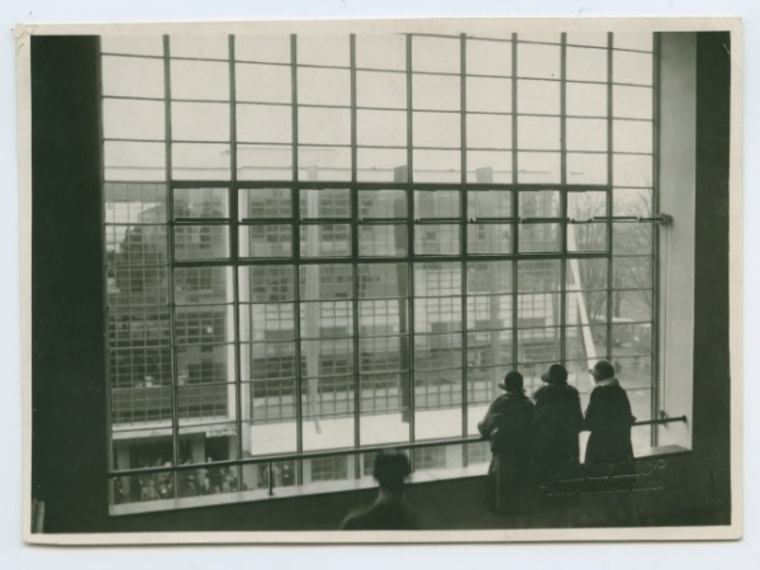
[584,379,635,465]
[478,392,536,513]
[341,496,419,530]
[532,383,584,481]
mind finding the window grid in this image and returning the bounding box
[102,32,657,504]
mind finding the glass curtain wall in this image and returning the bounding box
[101,32,656,506]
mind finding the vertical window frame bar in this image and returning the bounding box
[406,34,416,455]
[349,34,362,477]
[559,33,568,364]
[605,33,615,363]
[290,34,305,485]
[651,33,662,446]
[163,34,181,499]
[228,34,245,490]
[459,32,469,456]
[511,34,520,370]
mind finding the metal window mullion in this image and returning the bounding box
[163,35,181,499]
[290,34,305,486]
[228,34,245,491]
[605,33,614,361]
[650,33,662,445]
[511,34,519,369]
[349,34,362,478]
[559,33,568,364]
[406,34,416,453]
[459,33,469,454]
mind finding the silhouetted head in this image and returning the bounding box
[589,360,616,382]
[541,363,569,385]
[373,449,412,496]
[498,371,524,393]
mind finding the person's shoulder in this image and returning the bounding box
[535,383,579,402]
[341,506,372,530]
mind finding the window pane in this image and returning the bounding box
[614,34,654,52]
[614,119,653,153]
[613,154,653,187]
[519,190,559,217]
[613,256,653,289]
[235,63,292,103]
[299,225,352,257]
[517,79,560,114]
[172,143,231,180]
[516,42,560,79]
[413,74,460,111]
[517,152,561,183]
[103,99,165,141]
[359,189,406,218]
[566,33,609,48]
[466,114,512,149]
[517,117,561,150]
[235,35,291,64]
[297,34,350,67]
[566,118,608,152]
[468,190,512,218]
[357,149,408,181]
[467,261,512,294]
[359,263,409,299]
[466,151,513,183]
[567,153,609,185]
[414,190,460,219]
[237,144,293,180]
[613,50,653,85]
[468,224,512,254]
[297,67,351,105]
[412,36,460,73]
[237,104,292,144]
[105,183,167,225]
[298,146,352,181]
[466,76,511,113]
[356,71,407,109]
[240,188,292,219]
[173,188,229,219]
[240,225,292,257]
[567,82,608,117]
[299,189,350,219]
[566,46,608,82]
[613,189,652,217]
[355,34,406,71]
[359,225,408,257]
[101,35,164,56]
[414,224,460,255]
[570,222,607,252]
[102,55,165,98]
[104,141,166,182]
[517,328,561,364]
[357,109,407,147]
[613,223,653,256]
[174,225,230,260]
[466,39,512,76]
[517,260,560,292]
[613,85,653,119]
[174,266,231,301]
[298,107,351,145]
[568,190,607,220]
[170,36,228,59]
[171,102,230,142]
[171,60,230,101]
[412,150,461,183]
[413,112,460,148]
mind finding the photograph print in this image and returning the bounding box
[22,17,740,543]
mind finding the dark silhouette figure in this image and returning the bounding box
[532,364,584,484]
[341,449,419,530]
[584,360,639,525]
[478,371,536,514]
[584,360,636,465]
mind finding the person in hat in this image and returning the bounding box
[340,449,419,530]
[532,364,584,484]
[478,371,536,513]
[584,360,636,465]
